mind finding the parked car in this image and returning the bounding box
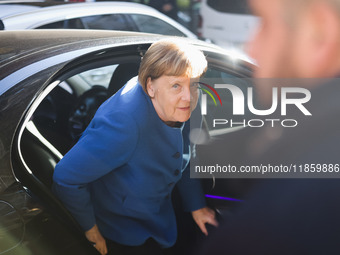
[0,29,254,254]
[199,0,259,50]
[0,2,38,18]
[0,1,200,86]
[0,1,197,38]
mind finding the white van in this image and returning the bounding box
[199,0,259,50]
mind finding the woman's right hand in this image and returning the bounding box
[85,224,108,255]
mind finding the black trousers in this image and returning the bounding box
[106,238,174,255]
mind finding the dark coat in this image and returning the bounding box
[199,80,340,254]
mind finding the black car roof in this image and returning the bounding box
[0,29,239,64]
[0,29,163,64]
[0,29,253,81]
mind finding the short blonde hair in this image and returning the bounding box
[138,39,207,94]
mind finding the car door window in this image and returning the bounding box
[81,14,135,31]
[36,14,135,31]
[36,18,84,29]
[76,65,117,88]
[129,14,186,36]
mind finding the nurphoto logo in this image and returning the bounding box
[197,82,222,115]
[198,79,312,128]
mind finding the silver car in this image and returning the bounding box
[0,1,196,38]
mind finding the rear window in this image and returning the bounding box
[36,14,135,31]
[207,0,251,15]
[129,14,186,37]
[81,14,135,31]
[37,18,84,29]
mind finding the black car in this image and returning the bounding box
[0,29,253,254]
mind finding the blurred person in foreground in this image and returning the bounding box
[53,39,217,255]
[198,0,340,254]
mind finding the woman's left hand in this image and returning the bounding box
[192,207,219,236]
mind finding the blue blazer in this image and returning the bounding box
[53,77,206,248]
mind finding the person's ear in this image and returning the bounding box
[146,77,155,97]
[304,1,340,76]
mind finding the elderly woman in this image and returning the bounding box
[53,39,217,255]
